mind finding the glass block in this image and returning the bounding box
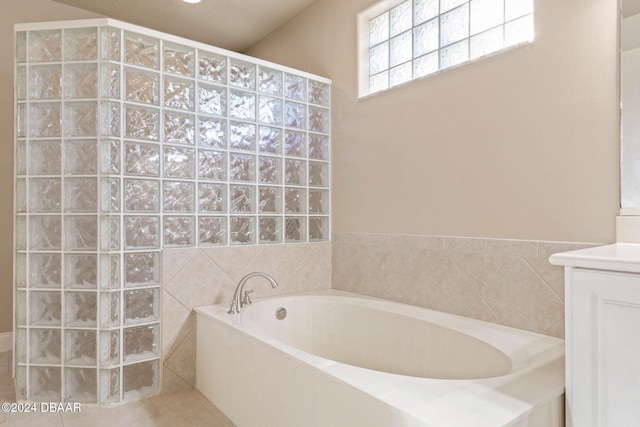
[257,128,282,156]
[65,101,98,137]
[414,18,439,57]
[16,216,27,251]
[100,101,121,137]
[390,1,412,37]
[309,216,329,241]
[16,253,27,287]
[471,0,504,35]
[64,27,97,61]
[17,103,26,138]
[471,26,504,59]
[101,27,121,61]
[441,3,470,46]
[370,12,389,46]
[125,179,160,212]
[29,178,61,212]
[440,39,469,68]
[164,76,194,111]
[284,73,306,101]
[259,67,283,95]
[198,183,226,212]
[65,216,98,250]
[29,140,62,175]
[230,216,255,245]
[390,62,413,87]
[16,178,26,213]
[164,146,195,178]
[100,63,120,99]
[308,80,330,106]
[259,217,281,244]
[505,0,533,21]
[198,117,226,148]
[65,254,97,288]
[309,189,330,214]
[125,68,159,105]
[29,65,62,99]
[229,90,256,120]
[229,122,256,151]
[308,134,329,160]
[125,141,160,176]
[29,103,61,137]
[285,130,306,157]
[65,331,96,365]
[100,213,121,251]
[309,161,330,187]
[123,360,158,399]
[259,156,281,184]
[64,64,98,98]
[259,96,283,125]
[65,178,97,212]
[64,292,97,327]
[16,329,27,363]
[198,83,226,116]
[259,186,282,213]
[29,216,62,250]
[230,185,255,213]
[285,159,307,186]
[100,368,120,404]
[229,153,256,182]
[30,292,62,326]
[125,105,160,140]
[285,102,307,130]
[198,50,227,83]
[125,253,159,287]
[414,0,439,25]
[164,216,195,246]
[125,32,159,69]
[16,290,26,325]
[163,181,194,212]
[65,368,97,403]
[164,42,195,77]
[100,254,120,290]
[370,42,389,75]
[441,0,468,12]
[229,59,256,89]
[198,150,226,180]
[124,325,158,361]
[100,331,120,365]
[125,216,160,249]
[285,217,307,243]
[16,140,27,175]
[414,51,439,78]
[125,289,158,324]
[309,107,330,134]
[99,140,120,174]
[165,111,195,144]
[505,14,534,47]
[101,177,121,213]
[16,65,26,100]
[285,188,307,213]
[29,30,62,62]
[199,216,226,245]
[16,31,27,63]
[30,366,61,401]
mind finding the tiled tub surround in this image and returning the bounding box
[161,242,331,394]
[332,232,599,338]
[14,18,331,404]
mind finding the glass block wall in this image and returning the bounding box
[14,19,331,404]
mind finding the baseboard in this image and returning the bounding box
[0,332,12,353]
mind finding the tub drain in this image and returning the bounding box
[275,307,287,320]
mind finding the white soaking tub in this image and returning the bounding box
[195,290,564,427]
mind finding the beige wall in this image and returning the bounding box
[0,1,103,333]
[246,0,620,244]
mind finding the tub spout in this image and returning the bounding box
[228,272,279,314]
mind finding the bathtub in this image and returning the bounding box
[195,290,564,427]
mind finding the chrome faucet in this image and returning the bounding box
[228,272,279,314]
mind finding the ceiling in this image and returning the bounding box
[52,0,318,52]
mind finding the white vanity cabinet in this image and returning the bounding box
[550,244,640,427]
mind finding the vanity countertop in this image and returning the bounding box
[549,243,640,273]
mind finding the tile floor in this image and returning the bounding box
[0,351,236,427]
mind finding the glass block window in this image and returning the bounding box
[358,0,534,96]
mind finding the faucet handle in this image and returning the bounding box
[227,300,240,314]
[242,290,254,305]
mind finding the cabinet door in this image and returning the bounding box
[568,268,640,427]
